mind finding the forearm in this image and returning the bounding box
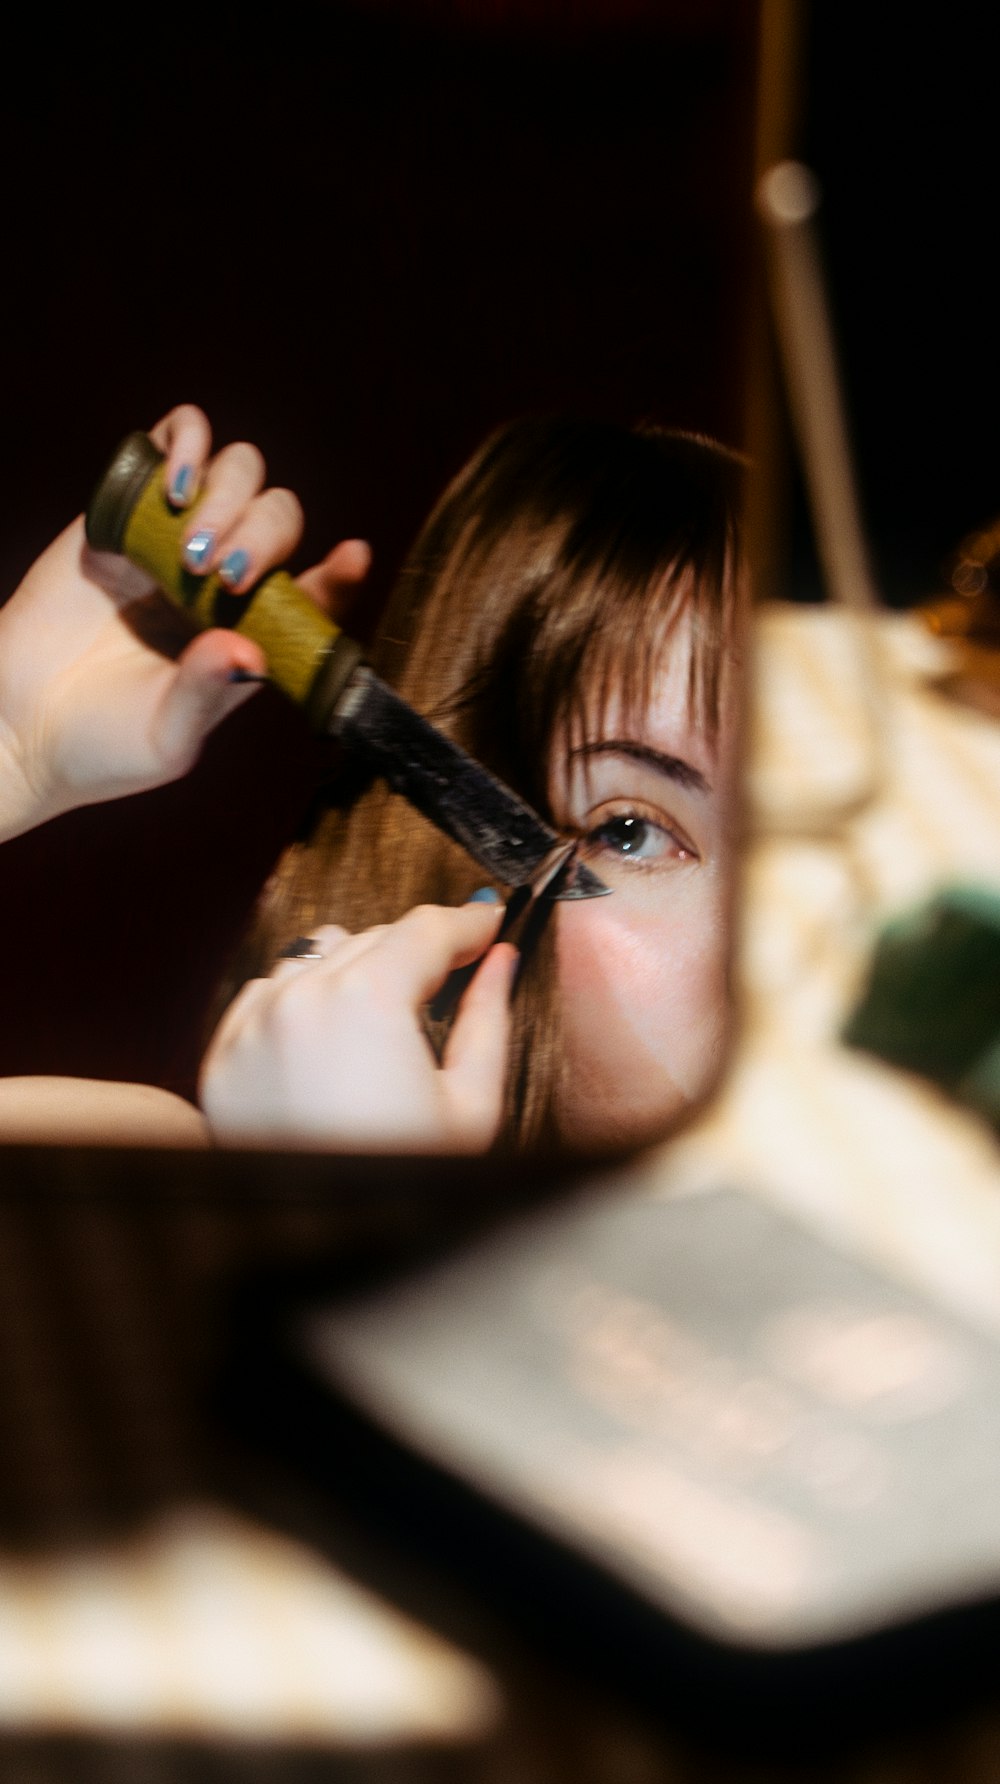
[0,1077,210,1145]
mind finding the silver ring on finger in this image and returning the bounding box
[277,936,325,961]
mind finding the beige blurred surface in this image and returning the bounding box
[647,604,1000,1332]
[0,1504,500,1747]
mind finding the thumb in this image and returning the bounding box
[441,942,517,1148]
[152,629,268,773]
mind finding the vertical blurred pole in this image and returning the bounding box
[757,159,882,619]
[743,0,806,601]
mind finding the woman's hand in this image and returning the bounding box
[200,902,516,1153]
[0,404,370,842]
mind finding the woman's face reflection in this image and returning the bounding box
[550,608,739,1150]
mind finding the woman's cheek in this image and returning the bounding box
[555,884,730,1141]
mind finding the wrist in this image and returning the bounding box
[0,749,60,844]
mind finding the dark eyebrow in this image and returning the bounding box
[568,739,712,796]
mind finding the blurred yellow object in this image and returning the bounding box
[919,597,1000,718]
[914,512,1000,714]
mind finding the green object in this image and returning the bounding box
[85,432,363,729]
[842,885,1000,1122]
[958,1033,1000,1126]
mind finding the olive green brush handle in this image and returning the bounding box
[85,431,363,730]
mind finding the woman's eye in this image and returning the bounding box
[584,813,696,865]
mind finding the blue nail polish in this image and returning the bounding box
[219,548,251,589]
[169,464,195,507]
[467,886,502,904]
[227,668,270,684]
[183,528,215,573]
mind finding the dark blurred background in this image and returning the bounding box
[790,7,1000,605]
[0,0,759,1093]
[1,1,997,1094]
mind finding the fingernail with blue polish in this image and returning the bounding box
[467,886,502,904]
[227,668,270,685]
[219,549,251,590]
[183,528,215,573]
[169,464,195,507]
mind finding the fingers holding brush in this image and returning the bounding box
[150,403,213,509]
[0,404,372,843]
[200,901,515,1153]
[169,431,299,591]
[150,405,372,614]
[440,938,518,1149]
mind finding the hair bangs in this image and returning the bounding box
[522,498,739,786]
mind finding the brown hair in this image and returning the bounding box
[248,416,744,1148]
